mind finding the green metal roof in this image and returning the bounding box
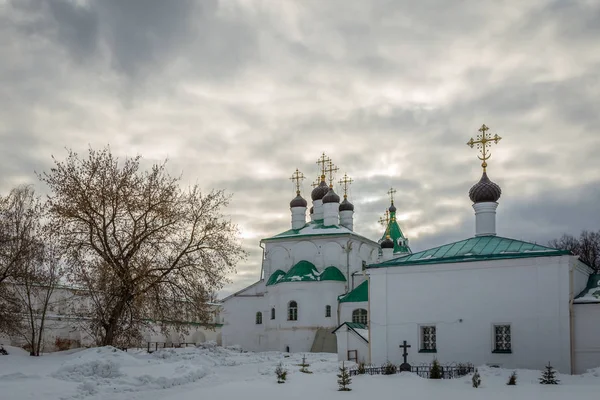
[370,235,571,268]
[261,220,376,244]
[575,274,600,303]
[331,322,369,342]
[266,270,286,286]
[339,280,368,303]
[267,262,346,286]
[380,203,411,254]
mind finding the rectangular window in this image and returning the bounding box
[493,325,511,353]
[325,305,331,317]
[420,325,436,352]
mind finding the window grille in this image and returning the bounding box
[420,326,436,351]
[494,325,511,352]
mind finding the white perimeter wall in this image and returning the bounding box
[574,303,600,373]
[369,255,574,372]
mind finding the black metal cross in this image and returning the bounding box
[399,340,411,364]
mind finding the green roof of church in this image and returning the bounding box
[262,220,376,244]
[266,261,346,286]
[380,204,411,254]
[339,280,368,303]
[369,235,570,268]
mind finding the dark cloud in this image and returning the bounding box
[1,0,599,298]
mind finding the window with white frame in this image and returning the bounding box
[352,308,368,325]
[325,305,331,318]
[288,301,298,321]
[493,324,511,352]
[420,325,436,352]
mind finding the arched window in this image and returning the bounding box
[271,307,275,320]
[352,308,368,325]
[288,301,298,321]
[256,311,262,324]
[325,305,331,317]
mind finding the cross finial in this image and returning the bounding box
[378,209,390,227]
[338,173,353,198]
[325,160,339,188]
[289,168,305,195]
[311,176,320,188]
[387,188,397,205]
[467,124,502,173]
[316,153,330,182]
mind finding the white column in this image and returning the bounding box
[291,207,307,230]
[473,202,498,236]
[339,210,354,231]
[323,202,339,226]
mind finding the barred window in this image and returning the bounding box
[325,305,331,318]
[352,309,368,325]
[494,325,511,352]
[420,326,436,351]
[255,312,262,324]
[288,301,298,321]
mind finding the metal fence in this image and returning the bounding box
[349,363,474,379]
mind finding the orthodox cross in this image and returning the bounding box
[338,173,353,199]
[325,160,339,188]
[467,124,502,172]
[316,153,330,181]
[289,168,305,195]
[311,176,320,188]
[378,210,390,227]
[399,341,411,371]
[387,187,397,205]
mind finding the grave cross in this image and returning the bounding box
[399,340,411,372]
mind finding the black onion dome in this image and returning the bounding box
[311,180,329,201]
[389,204,397,213]
[339,198,354,211]
[322,188,340,204]
[469,172,502,203]
[290,194,307,208]
[381,237,394,249]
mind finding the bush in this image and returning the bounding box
[275,362,287,384]
[337,361,352,391]
[357,362,366,375]
[429,358,442,379]
[507,371,517,385]
[539,363,559,385]
[456,363,472,378]
[382,361,397,375]
[299,355,312,374]
[472,369,481,388]
[55,337,80,351]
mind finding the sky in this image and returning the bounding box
[1,0,600,297]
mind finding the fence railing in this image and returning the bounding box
[349,363,474,379]
[146,342,197,353]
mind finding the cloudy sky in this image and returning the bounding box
[2,0,600,296]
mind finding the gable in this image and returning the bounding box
[369,235,570,268]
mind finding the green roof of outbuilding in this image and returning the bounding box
[339,280,368,303]
[575,274,600,303]
[266,262,346,286]
[370,235,571,268]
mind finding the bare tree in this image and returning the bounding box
[549,231,600,271]
[0,186,41,336]
[40,147,246,346]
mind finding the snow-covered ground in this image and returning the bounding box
[1,344,599,400]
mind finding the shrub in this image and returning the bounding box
[539,363,559,385]
[382,361,397,375]
[275,362,288,384]
[507,371,517,385]
[472,369,481,388]
[429,358,442,379]
[357,362,366,375]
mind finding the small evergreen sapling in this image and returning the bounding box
[275,362,288,384]
[472,369,481,388]
[507,371,517,385]
[429,358,442,379]
[337,361,352,391]
[382,361,397,375]
[539,362,559,384]
[299,355,312,374]
[357,362,366,375]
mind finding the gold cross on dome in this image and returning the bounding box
[467,124,502,172]
[316,153,330,181]
[325,160,339,188]
[289,169,305,195]
[387,188,397,205]
[378,210,390,227]
[338,173,353,198]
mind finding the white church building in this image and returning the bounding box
[222,128,600,374]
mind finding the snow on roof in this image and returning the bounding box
[575,274,600,304]
[266,262,346,286]
[261,220,377,245]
